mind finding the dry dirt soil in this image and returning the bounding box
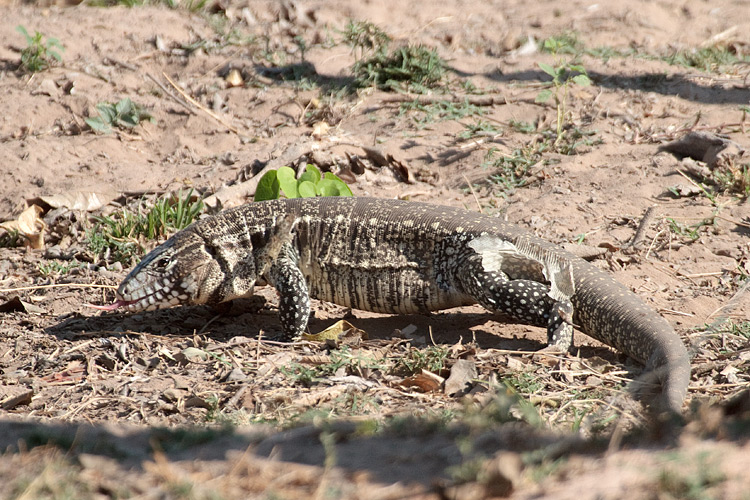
[1,0,750,498]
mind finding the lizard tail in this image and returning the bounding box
[573,274,691,414]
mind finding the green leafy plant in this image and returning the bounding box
[341,20,391,61]
[38,260,84,278]
[399,99,485,127]
[280,346,382,387]
[539,32,583,56]
[0,229,21,248]
[85,98,154,134]
[394,345,449,375]
[484,143,547,194]
[664,46,750,73]
[16,25,63,73]
[85,0,144,7]
[666,217,715,242]
[161,0,209,11]
[459,120,503,140]
[545,126,602,155]
[87,190,203,264]
[714,163,750,198]
[353,45,446,91]
[535,62,591,147]
[508,119,537,134]
[539,31,637,62]
[719,320,750,339]
[341,20,445,92]
[254,164,353,201]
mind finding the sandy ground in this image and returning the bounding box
[0,0,749,498]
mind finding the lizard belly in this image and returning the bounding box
[305,265,473,314]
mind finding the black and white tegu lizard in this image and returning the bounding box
[97,197,690,413]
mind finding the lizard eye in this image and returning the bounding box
[156,257,170,268]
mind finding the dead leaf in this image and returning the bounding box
[585,356,614,373]
[226,367,248,382]
[181,347,209,362]
[299,354,332,365]
[311,121,330,139]
[31,78,60,97]
[388,154,414,184]
[37,189,117,211]
[398,369,444,393]
[0,204,46,249]
[95,354,116,371]
[506,357,527,371]
[303,320,368,342]
[184,395,212,409]
[0,296,45,314]
[447,337,464,356]
[226,68,244,87]
[1,389,34,410]
[0,297,26,313]
[256,352,295,378]
[721,365,740,384]
[41,360,86,384]
[161,388,186,403]
[659,131,746,169]
[345,152,367,175]
[444,359,478,397]
[329,375,374,389]
[669,183,703,197]
[392,324,425,345]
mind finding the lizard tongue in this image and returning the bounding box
[84,299,136,311]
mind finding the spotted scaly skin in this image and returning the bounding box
[112,197,690,413]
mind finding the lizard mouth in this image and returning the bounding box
[87,282,188,312]
[86,288,168,312]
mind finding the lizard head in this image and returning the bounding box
[103,229,228,312]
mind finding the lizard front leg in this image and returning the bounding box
[265,257,311,341]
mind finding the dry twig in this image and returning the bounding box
[161,72,240,134]
[381,93,511,106]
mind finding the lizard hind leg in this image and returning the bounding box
[465,235,577,351]
[459,235,575,351]
[458,259,575,351]
[545,300,574,352]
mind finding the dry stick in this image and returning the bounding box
[103,57,139,72]
[675,169,709,195]
[256,331,263,361]
[716,215,750,230]
[0,283,117,293]
[624,205,657,252]
[161,72,240,134]
[146,73,196,115]
[462,173,483,213]
[660,308,694,317]
[61,396,107,420]
[380,94,512,106]
[700,25,738,47]
[225,383,251,410]
[649,121,747,141]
